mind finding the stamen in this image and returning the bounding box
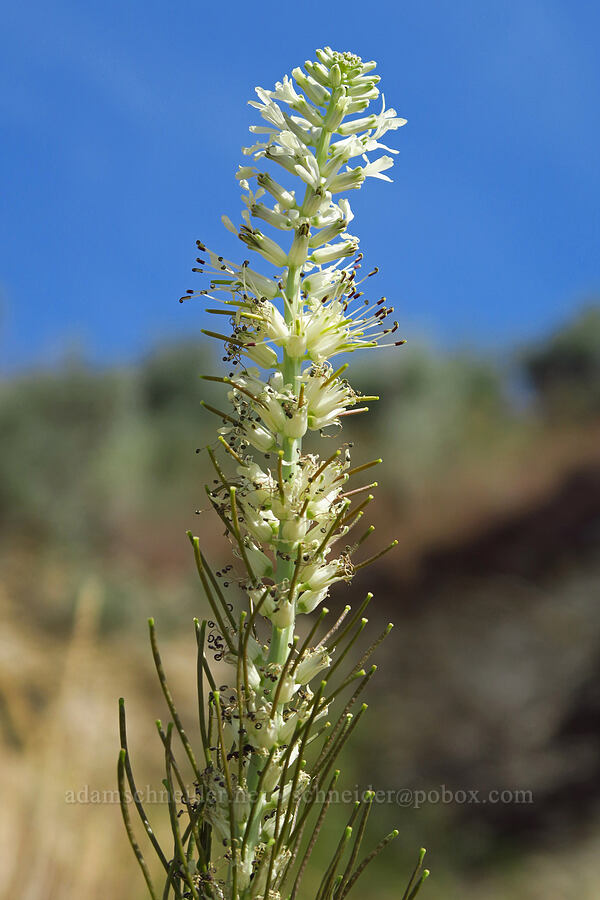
[200,401,239,427]
[354,539,399,570]
[217,435,248,466]
[336,458,381,483]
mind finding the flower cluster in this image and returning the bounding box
[120,47,429,900]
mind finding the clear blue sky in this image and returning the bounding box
[1,0,599,372]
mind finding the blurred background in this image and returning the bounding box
[1,1,600,898]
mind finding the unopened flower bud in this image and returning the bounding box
[287,224,310,266]
[337,114,378,136]
[292,67,330,107]
[323,89,350,131]
[346,99,370,115]
[309,219,346,247]
[329,62,342,87]
[304,59,331,87]
[239,229,288,267]
[328,168,365,193]
[256,172,295,208]
[292,95,323,128]
[303,186,327,217]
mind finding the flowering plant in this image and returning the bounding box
[118,47,429,900]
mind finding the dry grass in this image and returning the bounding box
[0,581,167,900]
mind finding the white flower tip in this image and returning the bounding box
[221,215,238,235]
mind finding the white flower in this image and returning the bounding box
[361,154,395,182]
[238,226,288,267]
[228,370,309,443]
[372,94,407,140]
[236,164,260,188]
[296,587,328,614]
[337,113,379,137]
[280,514,308,543]
[309,238,358,266]
[246,709,279,749]
[249,202,293,231]
[295,647,332,683]
[283,403,308,438]
[327,166,365,193]
[248,300,289,344]
[260,594,294,628]
[308,218,348,248]
[222,418,276,453]
[241,461,276,507]
[312,197,354,229]
[301,364,360,430]
[259,747,300,793]
[256,171,296,208]
[192,243,281,301]
[245,342,280,370]
[284,333,308,358]
[300,560,346,593]
[243,544,274,578]
[239,500,278,543]
[265,75,302,107]
[229,448,349,555]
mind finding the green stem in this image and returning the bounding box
[242,92,338,891]
[266,96,335,666]
[267,326,300,663]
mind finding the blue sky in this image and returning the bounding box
[1,0,599,372]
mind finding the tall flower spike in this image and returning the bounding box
[120,47,429,900]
